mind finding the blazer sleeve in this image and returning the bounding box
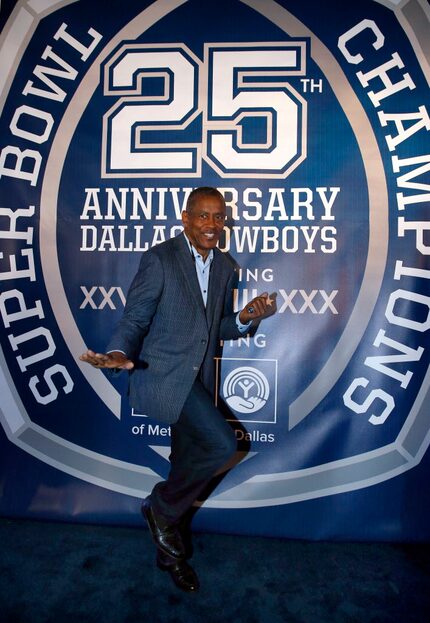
[107,251,164,359]
[219,267,244,340]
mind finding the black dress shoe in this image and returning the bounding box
[157,557,200,592]
[141,500,185,559]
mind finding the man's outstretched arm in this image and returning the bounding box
[79,349,134,369]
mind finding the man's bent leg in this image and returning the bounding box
[149,380,237,524]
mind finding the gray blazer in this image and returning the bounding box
[107,233,243,423]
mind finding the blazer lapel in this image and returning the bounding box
[206,249,224,330]
[174,234,207,318]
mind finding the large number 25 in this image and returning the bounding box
[102,42,307,179]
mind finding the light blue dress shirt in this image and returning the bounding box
[183,233,251,333]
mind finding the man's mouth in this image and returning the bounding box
[203,232,216,240]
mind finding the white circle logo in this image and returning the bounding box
[223,367,270,414]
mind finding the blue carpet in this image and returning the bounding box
[0,517,429,622]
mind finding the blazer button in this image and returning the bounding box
[201,339,207,345]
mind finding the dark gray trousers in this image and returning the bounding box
[149,380,237,524]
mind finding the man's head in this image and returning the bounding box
[182,187,226,260]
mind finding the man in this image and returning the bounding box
[80,187,273,592]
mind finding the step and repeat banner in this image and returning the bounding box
[0,0,429,540]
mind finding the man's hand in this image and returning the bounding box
[79,350,134,370]
[238,292,277,324]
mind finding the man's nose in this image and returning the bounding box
[207,214,217,227]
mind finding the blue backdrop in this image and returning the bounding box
[0,0,429,540]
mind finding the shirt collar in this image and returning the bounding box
[183,232,214,265]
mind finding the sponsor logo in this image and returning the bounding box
[223,366,270,415]
[220,361,277,423]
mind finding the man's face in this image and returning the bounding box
[182,195,226,259]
